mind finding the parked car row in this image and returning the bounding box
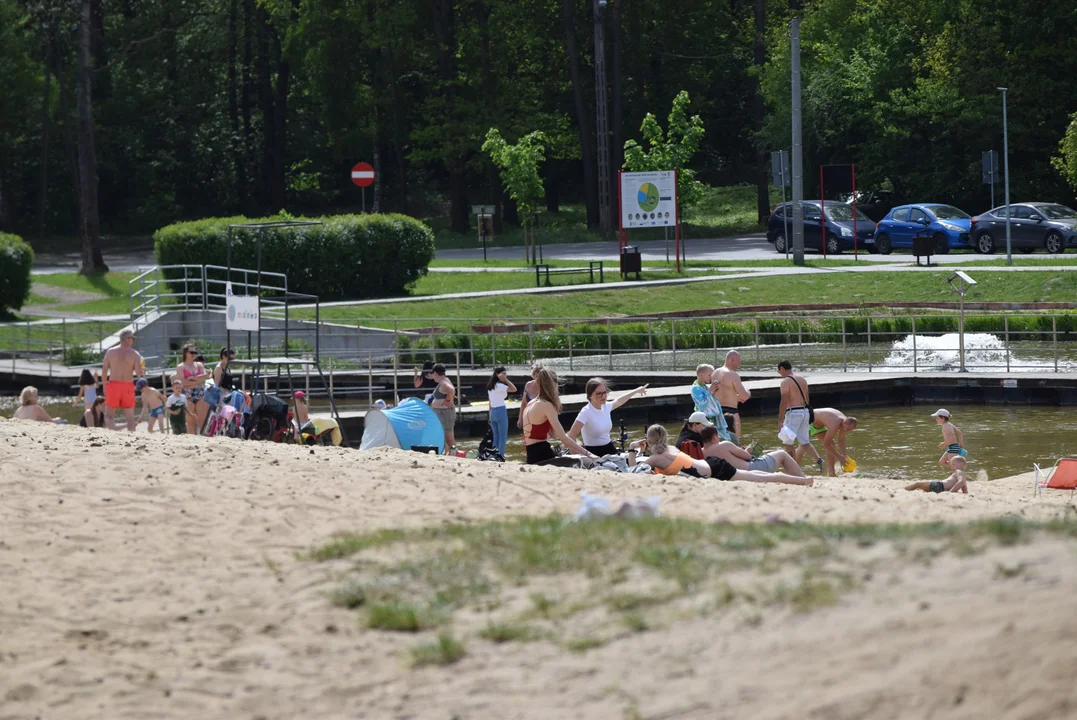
[766,200,1077,255]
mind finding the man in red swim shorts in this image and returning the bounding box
[101,329,144,431]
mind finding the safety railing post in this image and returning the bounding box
[607,318,613,371]
[671,319,677,371]
[393,346,399,405]
[202,265,208,310]
[455,352,462,411]
[1053,316,1059,372]
[867,317,872,372]
[711,318,717,357]
[648,320,654,371]
[1004,316,1010,372]
[567,320,574,371]
[841,318,847,372]
[467,322,474,367]
[528,322,534,365]
[432,323,439,366]
[797,318,803,369]
[754,318,761,371]
[491,327,497,366]
[62,318,67,366]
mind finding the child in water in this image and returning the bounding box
[906,455,968,494]
[932,408,966,467]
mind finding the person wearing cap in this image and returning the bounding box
[676,411,712,454]
[135,377,167,433]
[932,408,966,466]
[413,360,438,402]
[101,328,144,432]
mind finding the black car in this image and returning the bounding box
[968,203,1077,254]
[839,190,902,223]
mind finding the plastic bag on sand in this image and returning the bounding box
[573,493,661,521]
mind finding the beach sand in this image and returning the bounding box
[2,419,1076,719]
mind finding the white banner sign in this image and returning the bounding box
[620,170,677,228]
[225,282,260,331]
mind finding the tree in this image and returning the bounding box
[1052,114,1077,193]
[482,128,547,264]
[76,0,107,273]
[622,90,706,212]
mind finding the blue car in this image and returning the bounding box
[766,201,876,255]
[870,204,973,255]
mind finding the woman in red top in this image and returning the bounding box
[521,367,596,466]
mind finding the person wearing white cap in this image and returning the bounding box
[675,411,712,454]
[931,408,966,467]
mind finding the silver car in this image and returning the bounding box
[968,203,1077,254]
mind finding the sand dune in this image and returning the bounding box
[1,419,1075,719]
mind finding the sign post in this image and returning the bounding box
[618,170,679,270]
[771,151,790,260]
[472,205,495,262]
[982,150,999,208]
[351,162,376,213]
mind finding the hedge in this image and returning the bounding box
[153,213,435,300]
[0,233,34,316]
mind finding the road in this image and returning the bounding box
[32,232,1068,273]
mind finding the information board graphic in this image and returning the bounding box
[620,171,677,228]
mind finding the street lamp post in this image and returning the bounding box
[594,0,612,235]
[998,87,1012,266]
[947,271,977,372]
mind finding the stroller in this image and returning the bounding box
[204,389,250,439]
[246,393,294,443]
[477,424,505,462]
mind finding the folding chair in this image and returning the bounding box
[1033,458,1077,497]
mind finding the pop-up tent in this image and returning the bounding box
[360,397,445,454]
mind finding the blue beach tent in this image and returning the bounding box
[360,397,445,454]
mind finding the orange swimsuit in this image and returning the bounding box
[654,452,695,476]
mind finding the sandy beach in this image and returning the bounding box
[2,418,1076,719]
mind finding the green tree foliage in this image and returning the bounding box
[483,128,547,262]
[623,91,707,211]
[0,233,34,316]
[1051,114,1077,193]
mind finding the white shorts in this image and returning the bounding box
[779,408,811,445]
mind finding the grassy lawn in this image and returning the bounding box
[32,271,138,297]
[410,266,732,295]
[428,184,780,250]
[309,515,1063,660]
[428,258,875,269]
[23,272,138,317]
[309,269,1077,325]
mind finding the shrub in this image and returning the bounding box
[0,233,34,316]
[153,213,435,301]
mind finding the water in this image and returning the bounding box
[881,333,1076,372]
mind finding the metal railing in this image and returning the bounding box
[129,264,290,318]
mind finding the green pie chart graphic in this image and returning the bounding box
[637,183,660,212]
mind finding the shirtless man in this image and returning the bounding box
[100,329,144,431]
[797,407,857,477]
[776,360,813,463]
[700,426,806,477]
[906,455,968,494]
[712,350,751,437]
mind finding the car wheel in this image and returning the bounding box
[876,233,892,255]
[774,232,787,254]
[826,233,842,255]
[1045,230,1063,254]
[975,232,996,254]
[933,232,950,255]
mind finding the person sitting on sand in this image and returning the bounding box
[675,412,712,453]
[628,424,812,485]
[698,426,806,478]
[522,367,596,466]
[79,396,108,428]
[12,386,65,423]
[932,408,966,467]
[165,380,191,435]
[906,455,968,494]
[135,378,167,433]
[796,407,857,477]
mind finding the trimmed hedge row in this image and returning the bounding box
[0,233,34,316]
[397,314,1077,366]
[153,213,435,300]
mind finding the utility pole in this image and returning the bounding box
[999,87,1012,266]
[593,0,612,235]
[790,13,804,265]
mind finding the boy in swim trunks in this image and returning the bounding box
[135,378,168,433]
[906,455,968,494]
[932,408,966,467]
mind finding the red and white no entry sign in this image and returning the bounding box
[351,162,375,187]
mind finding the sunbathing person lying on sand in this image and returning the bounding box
[698,426,806,478]
[628,424,812,486]
[905,456,968,494]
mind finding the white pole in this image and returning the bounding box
[790,18,804,266]
[999,87,1012,266]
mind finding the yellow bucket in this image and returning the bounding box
[842,457,857,473]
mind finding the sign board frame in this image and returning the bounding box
[225,281,260,332]
[618,170,681,272]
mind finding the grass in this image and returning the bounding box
[306,269,1077,327]
[410,633,467,667]
[427,185,779,250]
[20,272,139,317]
[407,266,731,296]
[309,515,1077,667]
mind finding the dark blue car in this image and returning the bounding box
[767,201,877,254]
[870,204,972,255]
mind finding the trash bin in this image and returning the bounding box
[620,245,642,280]
[912,234,934,266]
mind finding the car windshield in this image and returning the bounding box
[1038,204,1077,219]
[822,204,871,222]
[928,205,969,220]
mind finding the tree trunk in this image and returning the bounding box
[611,0,624,186]
[228,0,245,208]
[39,35,52,240]
[90,0,109,98]
[561,0,598,228]
[77,0,106,274]
[753,0,770,223]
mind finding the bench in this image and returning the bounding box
[534,261,604,287]
[912,233,934,267]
